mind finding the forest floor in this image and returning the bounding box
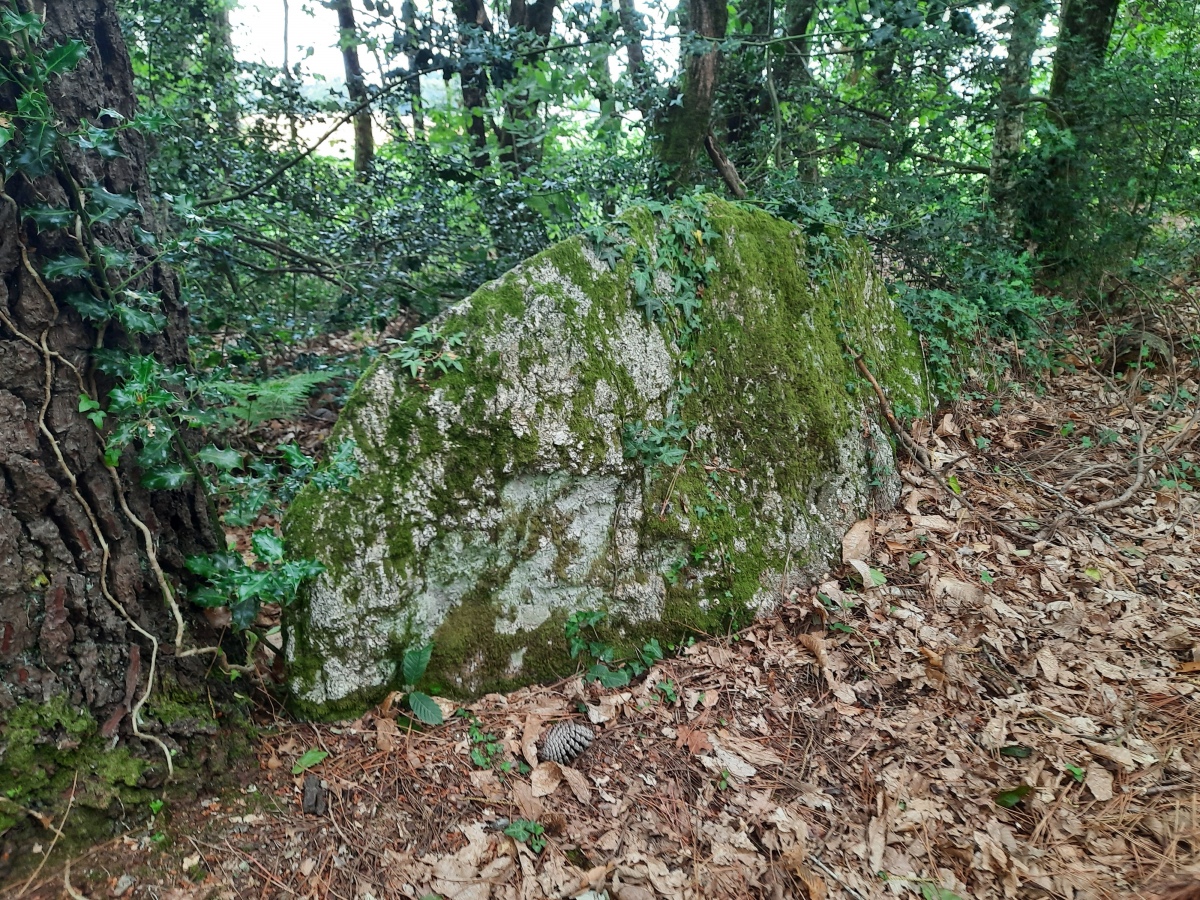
[9,308,1200,900]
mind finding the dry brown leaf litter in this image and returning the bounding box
[11,317,1200,900]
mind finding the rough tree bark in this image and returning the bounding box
[656,0,729,193]
[1048,0,1121,117]
[333,0,375,175]
[0,0,222,861]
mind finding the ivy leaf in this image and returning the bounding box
[406,691,443,725]
[42,39,88,76]
[403,642,434,685]
[291,749,329,774]
[251,529,285,564]
[140,462,191,490]
[588,663,631,688]
[993,784,1032,808]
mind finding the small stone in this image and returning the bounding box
[302,774,327,815]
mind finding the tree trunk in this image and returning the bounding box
[988,0,1046,235]
[616,0,651,111]
[497,0,558,170]
[656,0,729,193]
[779,0,820,182]
[0,0,222,859]
[402,0,425,135]
[333,0,376,176]
[452,0,496,168]
[1048,0,1121,118]
[1021,0,1121,254]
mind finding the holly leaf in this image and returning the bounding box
[251,529,285,564]
[196,446,243,471]
[42,39,88,76]
[140,462,191,490]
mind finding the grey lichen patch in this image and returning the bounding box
[283,199,927,716]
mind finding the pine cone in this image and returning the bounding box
[538,721,594,765]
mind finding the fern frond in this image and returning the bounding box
[207,371,329,427]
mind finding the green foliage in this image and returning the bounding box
[457,711,505,769]
[183,440,359,631]
[401,643,442,725]
[504,818,547,853]
[185,532,324,631]
[621,413,689,468]
[386,325,467,382]
[564,610,667,687]
[203,371,332,429]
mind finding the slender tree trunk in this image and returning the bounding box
[333,0,375,175]
[283,0,301,143]
[402,0,425,135]
[452,0,495,168]
[1022,0,1121,252]
[656,0,729,193]
[779,0,820,181]
[1,0,223,858]
[988,0,1046,235]
[616,0,651,113]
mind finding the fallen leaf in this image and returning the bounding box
[676,721,713,754]
[782,846,827,900]
[1086,765,1114,801]
[531,760,563,798]
[561,765,591,803]
[521,714,543,768]
[842,519,872,563]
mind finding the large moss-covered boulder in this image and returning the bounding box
[283,199,926,716]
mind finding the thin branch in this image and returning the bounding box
[704,131,747,199]
[850,135,990,174]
